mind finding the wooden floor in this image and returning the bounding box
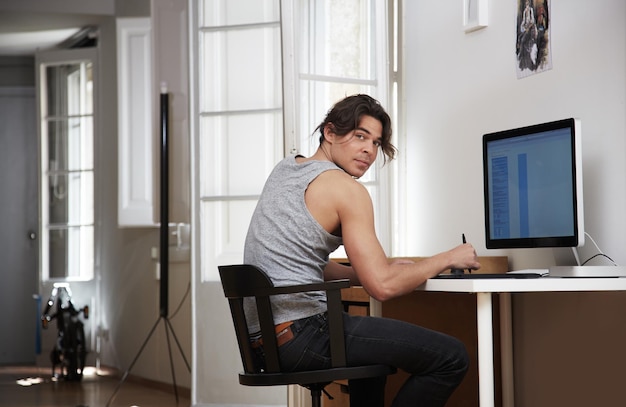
[0,365,191,407]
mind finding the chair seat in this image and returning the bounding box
[239,364,396,387]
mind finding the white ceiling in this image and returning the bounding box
[0,11,103,56]
[0,28,82,56]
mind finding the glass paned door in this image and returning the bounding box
[38,49,96,281]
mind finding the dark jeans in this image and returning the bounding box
[277,312,469,407]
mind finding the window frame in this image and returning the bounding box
[280,0,396,255]
[36,47,97,282]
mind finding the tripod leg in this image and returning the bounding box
[105,316,162,407]
[164,318,191,371]
[164,320,179,403]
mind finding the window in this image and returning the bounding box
[193,0,283,281]
[37,49,96,281]
[192,0,397,280]
[282,0,394,255]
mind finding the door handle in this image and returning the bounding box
[28,231,37,240]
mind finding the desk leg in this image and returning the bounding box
[477,292,495,407]
[499,293,515,407]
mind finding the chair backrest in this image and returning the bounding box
[219,264,353,376]
[218,264,283,374]
[219,264,398,405]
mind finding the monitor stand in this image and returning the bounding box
[549,265,626,278]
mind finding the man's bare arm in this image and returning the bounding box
[336,176,480,301]
[323,260,360,285]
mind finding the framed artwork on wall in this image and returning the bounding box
[464,0,488,33]
[516,0,552,78]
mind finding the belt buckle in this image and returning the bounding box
[250,321,295,349]
[275,322,294,347]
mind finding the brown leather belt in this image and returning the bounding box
[250,321,295,349]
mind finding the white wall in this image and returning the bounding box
[97,9,193,391]
[404,1,626,406]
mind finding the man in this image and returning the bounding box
[244,94,480,406]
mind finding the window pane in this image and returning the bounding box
[48,172,94,225]
[200,0,279,26]
[199,27,282,112]
[45,62,93,116]
[48,229,67,279]
[199,112,282,197]
[48,226,94,280]
[200,200,256,281]
[299,0,374,79]
[47,117,94,171]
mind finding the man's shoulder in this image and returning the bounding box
[314,171,370,206]
[317,168,363,187]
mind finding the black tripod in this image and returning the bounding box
[107,88,190,406]
[105,310,191,406]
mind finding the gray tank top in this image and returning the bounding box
[243,155,343,333]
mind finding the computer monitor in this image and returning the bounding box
[483,118,584,249]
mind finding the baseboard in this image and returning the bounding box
[99,364,190,399]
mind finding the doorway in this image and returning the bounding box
[0,87,39,365]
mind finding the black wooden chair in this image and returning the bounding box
[218,264,396,407]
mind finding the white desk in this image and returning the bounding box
[419,277,626,407]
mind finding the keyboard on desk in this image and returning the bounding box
[433,272,543,279]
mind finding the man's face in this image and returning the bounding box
[326,115,382,178]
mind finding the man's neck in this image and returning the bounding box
[299,147,331,163]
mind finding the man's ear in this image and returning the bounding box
[323,123,335,143]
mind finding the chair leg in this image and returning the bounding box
[307,383,332,407]
[310,388,322,407]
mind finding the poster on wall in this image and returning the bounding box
[516,0,552,78]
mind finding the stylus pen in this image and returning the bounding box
[462,234,471,273]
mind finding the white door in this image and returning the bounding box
[0,87,39,364]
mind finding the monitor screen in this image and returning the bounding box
[483,118,584,249]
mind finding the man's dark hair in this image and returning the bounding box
[315,94,396,163]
